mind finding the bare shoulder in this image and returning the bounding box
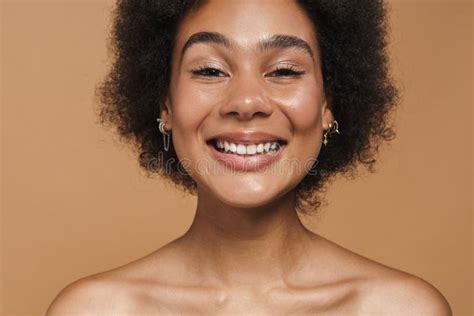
[361,272,452,316]
[311,235,452,315]
[46,241,187,315]
[45,272,133,315]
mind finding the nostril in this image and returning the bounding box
[219,94,273,120]
[238,111,269,121]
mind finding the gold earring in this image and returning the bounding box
[323,120,340,146]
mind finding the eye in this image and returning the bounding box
[268,65,305,77]
[190,66,227,77]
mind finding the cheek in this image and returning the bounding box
[287,98,321,133]
[169,81,217,157]
[173,86,210,127]
[275,82,323,134]
[275,82,324,164]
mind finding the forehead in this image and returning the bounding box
[174,0,319,57]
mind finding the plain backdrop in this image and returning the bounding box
[1,0,472,315]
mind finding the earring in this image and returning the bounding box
[323,120,340,146]
[156,117,171,152]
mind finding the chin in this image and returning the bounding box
[215,192,282,209]
[203,174,293,210]
[227,193,275,209]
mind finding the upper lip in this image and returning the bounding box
[207,131,288,145]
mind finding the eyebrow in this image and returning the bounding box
[181,31,314,60]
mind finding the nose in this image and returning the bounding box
[218,75,273,121]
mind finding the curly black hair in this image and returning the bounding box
[96,0,399,215]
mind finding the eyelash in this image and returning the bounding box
[191,66,226,77]
[271,65,305,77]
[190,65,305,78]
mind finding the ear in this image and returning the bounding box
[159,95,173,130]
[321,98,335,131]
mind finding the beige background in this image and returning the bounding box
[1,0,472,315]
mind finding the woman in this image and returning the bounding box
[47,0,452,314]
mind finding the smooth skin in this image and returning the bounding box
[47,0,452,315]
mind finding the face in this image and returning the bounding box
[162,0,334,208]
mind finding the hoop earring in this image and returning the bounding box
[323,120,340,146]
[156,117,171,152]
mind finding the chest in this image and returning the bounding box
[128,285,363,315]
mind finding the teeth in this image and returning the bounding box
[247,144,257,155]
[236,144,246,155]
[214,140,282,156]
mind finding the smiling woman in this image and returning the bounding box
[46,0,452,314]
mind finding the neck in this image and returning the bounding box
[181,187,314,288]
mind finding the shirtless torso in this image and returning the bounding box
[46,233,451,315]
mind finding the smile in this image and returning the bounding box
[213,139,283,156]
[206,138,287,172]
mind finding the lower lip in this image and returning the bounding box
[207,142,286,172]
